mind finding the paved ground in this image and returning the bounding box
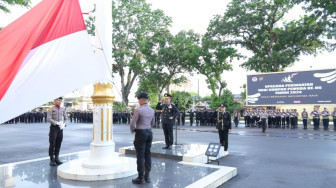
[1,122,336,187]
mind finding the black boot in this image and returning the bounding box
[144,170,151,183]
[132,173,145,184]
[55,155,63,165]
[49,156,57,166]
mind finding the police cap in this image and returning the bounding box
[164,93,172,98]
[137,92,149,99]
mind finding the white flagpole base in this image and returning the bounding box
[57,141,137,181]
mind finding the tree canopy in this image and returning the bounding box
[208,0,325,73]
[0,0,30,13]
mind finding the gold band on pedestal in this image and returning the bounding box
[92,82,115,142]
[92,82,115,106]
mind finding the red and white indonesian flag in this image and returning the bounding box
[0,0,107,123]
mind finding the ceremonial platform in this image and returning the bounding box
[119,141,228,163]
[0,142,237,188]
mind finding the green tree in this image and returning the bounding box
[135,78,159,108]
[298,0,336,48]
[209,0,325,73]
[140,29,202,101]
[197,28,240,97]
[112,0,172,105]
[113,101,127,112]
[0,0,30,13]
[171,91,193,112]
[240,84,246,102]
[85,5,95,36]
[189,91,201,105]
[209,89,234,111]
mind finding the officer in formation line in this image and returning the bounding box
[69,111,93,123]
[302,108,308,129]
[156,93,179,150]
[188,109,194,126]
[191,109,218,126]
[242,107,335,131]
[3,111,47,124]
[113,111,131,124]
[154,110,161,127]
[244,108,298,129]
[332,107,336,130]
[311,107,332,130]
[233,110,239,127]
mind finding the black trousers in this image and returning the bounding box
[218,129,229,151]
[303,119,308,129]
[281,117,286,127]
[190,117,193,126]
[156,117,160,125]
[49,125,63,157]
[313,118,320,129]
[334,119,336,129]
[162,123,173,146]
[234,117,238,127]
[323,119,329,130]
[261,118,267,132]
[290,117,295,128]
[182,117,185,126]
[134,129,152,174]
[286,117,290,126]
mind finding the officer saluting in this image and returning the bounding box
[47,97,67,166]
[130,92,155,184]
[156,93,179,150]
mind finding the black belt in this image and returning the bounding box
[134,129,151,132]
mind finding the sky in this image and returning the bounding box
[1,0,335,103]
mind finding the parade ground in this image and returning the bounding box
[1,122,336,188]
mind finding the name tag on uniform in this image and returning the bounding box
[168,105,172,109]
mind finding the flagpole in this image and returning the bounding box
[57,0,137,181]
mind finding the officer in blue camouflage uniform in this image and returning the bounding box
[156,93,179,150]
[47,97,67,166]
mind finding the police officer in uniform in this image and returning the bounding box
[321,107,330,130]
[332,107,336,130]
[188,109,194,126]
[130,92,154,184]
[181,111,186,126]
[302,108,308,129]
[285,109,290,128]
[281,109,286,128]
[233,110,239,127]
[156,93,179,150]
[217,104,231,155]
[310,108,320,130]
[176,111,181,126]
[195,110,200,126]
[47,97,67,166]
[260,109,268,133]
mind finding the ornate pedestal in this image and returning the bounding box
[57,83,137,181]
